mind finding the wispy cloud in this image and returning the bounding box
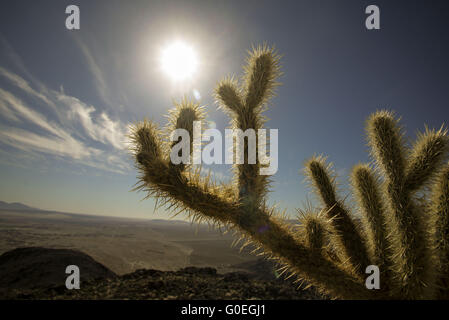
[0,96,21,122]
[0,65,130,174]
[0,88,64,138]
[62,94,126,149]
[74,36,112,107]
[0,66,56,111]
[0,127,91,159]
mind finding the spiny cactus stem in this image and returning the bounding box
[139,161,374,299]
[368,111,435,298]
[351,165,394,293]
[305,158,370,276]
[405,128,448,192]
[250,222,376,299]
[384,172,434,298]
[304,218,325,251]
[233,105,267,216]
[432,163,449,298]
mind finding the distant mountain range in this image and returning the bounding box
[0,201,38,211]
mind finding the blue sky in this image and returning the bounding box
[0,0,448,219]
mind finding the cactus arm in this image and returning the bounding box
[366,111,435,299]
[250,216,374,299]
[351,164,393,292]
[215,77,244,113]
[366,111,407,185]
[298,211,327,252]
[166,99,206,172]
[405,126,448,192]
[237,46,280,210]
[305,157,371,276]
[243,45,281,111]
[215,46,280,215]
[431,163,449,299]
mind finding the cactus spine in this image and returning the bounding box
[130,46,449,299]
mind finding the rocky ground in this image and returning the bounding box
[0,247,325,300]
[7,267,323,300]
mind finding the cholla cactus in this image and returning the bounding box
[130,46,449,299]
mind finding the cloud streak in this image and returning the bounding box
[0,66,56,111]
[74,36,112,107]
[0,66,130,174]
[63,94,126,150]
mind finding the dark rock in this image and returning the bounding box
[178,266,217,276]
[0,247,116,290]
[223,272,250,282]
[147,280,164,290]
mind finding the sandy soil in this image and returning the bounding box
[0,209,257,275]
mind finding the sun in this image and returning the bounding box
[161,41,198,81]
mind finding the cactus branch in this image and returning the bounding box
[243,45,281,111]
[366,111,406,185]
[215,46,280,216]
[215,77,244,114]
[431,163,449,298]
[304,157,370,276]
[366,111,436,299]
[405,126,448,192]
[350,164,394,292]
[166,99,205,172]
[350,164,390,265]
[297,209,327,252]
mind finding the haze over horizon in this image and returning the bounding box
[1,0,449,219]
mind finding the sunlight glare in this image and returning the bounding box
[161,41,198,81]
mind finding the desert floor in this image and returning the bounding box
[0,209,258,275]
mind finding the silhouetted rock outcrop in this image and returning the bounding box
[0,247,116,291]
